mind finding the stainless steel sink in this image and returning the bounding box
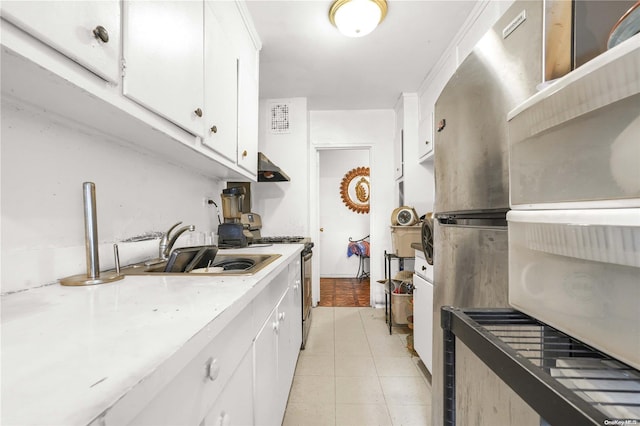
[120,253,281,276]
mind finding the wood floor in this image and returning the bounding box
[319,277,370,307]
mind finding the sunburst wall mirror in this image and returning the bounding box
[340,166,370,214]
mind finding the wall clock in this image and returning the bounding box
[340,167,370,214]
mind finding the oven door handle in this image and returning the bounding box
[302,252,313,262]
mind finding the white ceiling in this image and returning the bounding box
[245,0,478,110]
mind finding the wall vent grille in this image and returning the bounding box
[270,103,291,134]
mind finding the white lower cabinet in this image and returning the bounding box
[253,287,295,426]
[413,273,434,373]
[202,348,253,426]
[253,300,281,426]
[284,259,302,382]
[116,257,301,426]
[128,301,254,426]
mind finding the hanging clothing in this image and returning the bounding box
[347,240,370,257]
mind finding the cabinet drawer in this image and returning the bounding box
[130,302,254,426]
[414,250,433,282]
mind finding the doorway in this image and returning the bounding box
[317,148,371,307]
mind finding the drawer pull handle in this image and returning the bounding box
[206,357,220,381]
[93,25,109,43]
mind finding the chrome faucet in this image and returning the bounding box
[159,222,195,260]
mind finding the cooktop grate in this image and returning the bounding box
[441,307,640,426]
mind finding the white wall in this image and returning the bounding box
[310,110,396,307]
[318,149,369,278]
[1,98,223,293]
[252,97,309,236]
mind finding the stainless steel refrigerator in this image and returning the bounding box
[432,1,551,424]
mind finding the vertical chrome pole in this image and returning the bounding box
[59,182,124,286]
[84,182,100,279]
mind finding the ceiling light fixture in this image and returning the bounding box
[329,0,388,38]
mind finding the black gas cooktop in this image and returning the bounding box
[252,236,305,244]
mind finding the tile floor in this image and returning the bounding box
[283,307,432,426]
[319,278,370,307]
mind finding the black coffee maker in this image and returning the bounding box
[218,187,248,248]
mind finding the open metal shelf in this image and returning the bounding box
[383,251,414,335]
[441,307,640,426]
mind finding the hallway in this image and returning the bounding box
[283,307,432,426]
[319,278,370,307]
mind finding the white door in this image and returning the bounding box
[319,149,370,278]
[123,0,204,136]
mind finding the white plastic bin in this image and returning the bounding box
[508,40,640,209]
[508,209,640,369]
[390,225,421,257]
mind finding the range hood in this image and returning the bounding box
[257,152,290,182]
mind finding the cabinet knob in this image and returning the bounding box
[279,312,286,322]
[422,265,427,271]
[92,25,109,43]
[210,125,218,133]
[206,357,220,381]
[194,108,203,118]
[242,150,248,158]
[272,321,279,333]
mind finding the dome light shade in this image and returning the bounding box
[329,0,388,38]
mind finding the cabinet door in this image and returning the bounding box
[394,129,404,179]
[123,0,204,137]
[203,3,238,162]
[236,36,259,175]
[1,1,121,83]
[288,258,303,359]
[253,307,280,426]
[413,274,433,373]
[203,348,253,426]
[418,110,434,160]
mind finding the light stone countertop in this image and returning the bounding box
[1,244,302,426]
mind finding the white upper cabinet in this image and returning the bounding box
[122,0,204,137]
[394,129,404,180]
[0,0,121,83]
[418,109,434,161]
[203,3,238,163]
[235,3,260,175]
[237,56,259,175]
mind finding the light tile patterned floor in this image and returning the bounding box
[283,307,432,426]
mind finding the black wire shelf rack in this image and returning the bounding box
[441,307,640,426]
